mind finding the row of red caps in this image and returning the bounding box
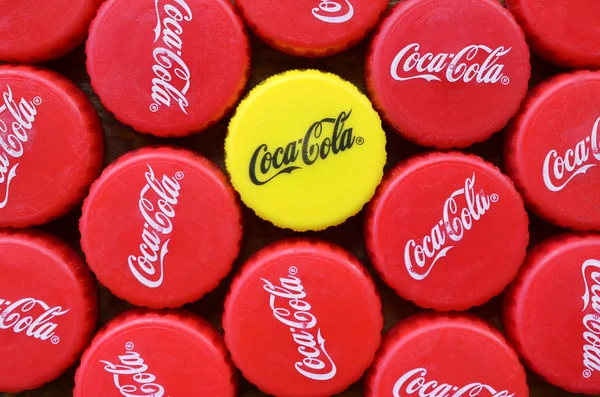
[3,229,600,396]
[1,0,599,230]
[0,0,599,396]
[0,0,598,144]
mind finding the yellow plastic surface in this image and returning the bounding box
[226,70,386,231]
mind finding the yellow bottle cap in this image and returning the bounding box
[226,70,387,231]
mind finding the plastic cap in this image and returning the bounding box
[504,233,600,394]
[505,70,600,230]
[0,230,97,393]
[506,0,600,68]
[366,313,529,397]
[226,70,386,231]
[366,0,530,148]
[0,65,103,227]
[366,152,529,311]
[80,146,242,308]
[235,0,388,57]
[223,239,383,397]
[74,310,236,397]
[0,0,103,62]
[86,0,250,136]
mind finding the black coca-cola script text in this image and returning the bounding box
[249,110,363,185]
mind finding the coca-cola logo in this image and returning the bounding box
[404,173,498,281]
[261,266,337,381]
[0,85,42,210]
[390,43,512,85]
[249,110,363,185]
[312,0,354,23]
[0,297,69,345]
[150,0,192,115]
[100,342,167,397]
[543,116,600,192]
[393,368,515,397]
[581,259,600,379]
[128,165,184,288]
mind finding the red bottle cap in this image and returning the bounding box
[80,146,242,308]
[0,65,104,228]
[87,0,250,137]
[505,71,600,231]
[223,239,383,397]
[366,152,529,311]
[0,230,97,393]
[0,0,102,63]
[366,0,530,148]
[74,310,236,397]
[365,314,529,397]
[235,0,388,57]
[504,233,600,394]
[506,0,600,69]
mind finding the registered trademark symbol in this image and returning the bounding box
[126,341,135,351]
[149,103,159,112]
[175,171,185,180]
[583,369,592,378]
[289,266,298,275]
[51,336,60,345]
[490,194,499,203]
[501,76,510,85]
[594,147,600,154]
[33,96,42,106]
[448,64,455,70]
[356,137,365,146]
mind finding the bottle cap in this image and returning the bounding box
[80,146,242,308]
[0,230,97,393]
[505,71,600,231]
[504,233,600,394]
[366,152,529,311]
[0,65,104,228]
[223,239,383,397]
[366,0,530,148]
[235,0,388,57]
[506,0,600,69]
[365,313,528,397]
[86,0,250,137]
[74,310,236,397]
[0,0,102,63]
[225,70,387,231]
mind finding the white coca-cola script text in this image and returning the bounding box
[0,297,68,344]
[0,85,42,209]
[581,259,600,379]
[128,165,184,288]
[261,266,337,381]
[404,173,498,281]
[393,368,515,397]
[312,0,354,23]
[100,342,167,397]
[150,0,193,114]
[391,44,512,85]
[543,116,600,192]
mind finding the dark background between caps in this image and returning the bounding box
[1,0,592,396]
